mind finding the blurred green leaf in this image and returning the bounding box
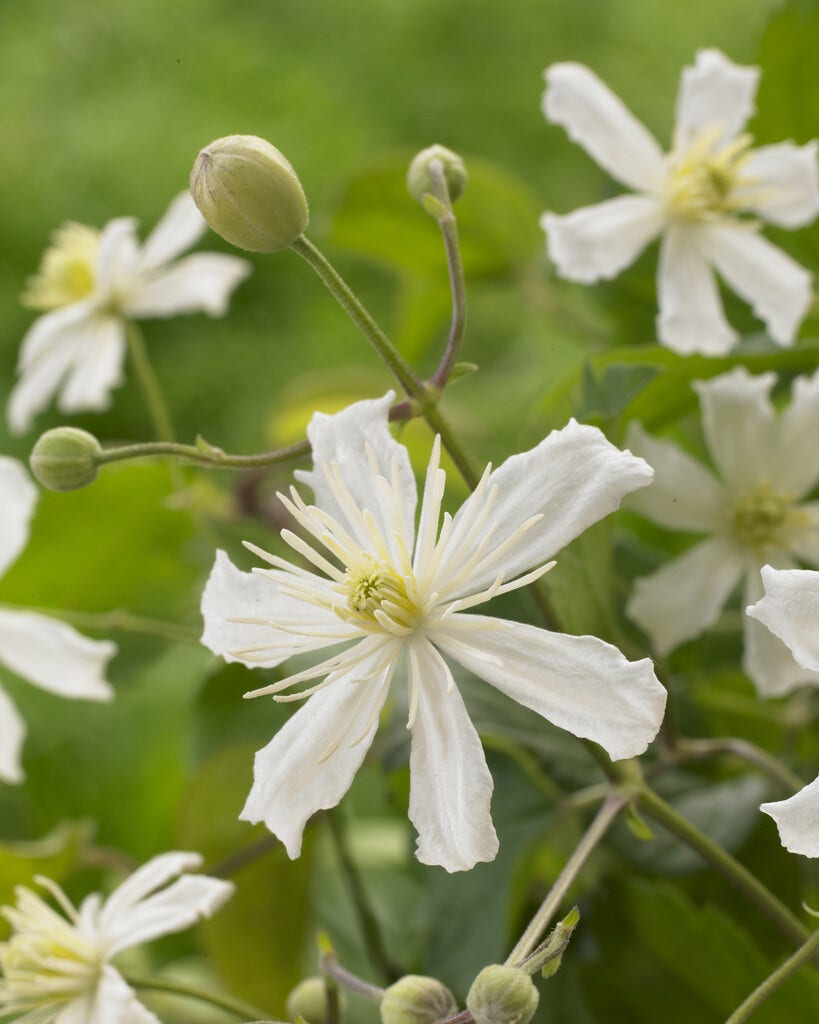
[0,820,89,922]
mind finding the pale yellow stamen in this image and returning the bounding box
[665,130,756,222]
[342,555,422,629]
[731,481,806,550]
[21,223,100,310]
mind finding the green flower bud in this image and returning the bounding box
[30,427,101,491]
[466,965,539,1024]
[285,977,341,1024]
[407,145,467,204]
[190,134,309,252]
[380,975,457,1024]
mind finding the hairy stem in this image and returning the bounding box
[667,737,803,793]
[125,323,177,443]
[320,955,386,1002]
[96,437,311,470]
[724,926,819,1024]
[2,604,198,644]
[124,973,268,1020]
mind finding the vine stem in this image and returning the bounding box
[124,973,268,1021]
[637,786,810,948]
[665,737,803,794]
[1,604,198,644]
[505,791,628,966]
[125,323,177,444]
[724,926,819,1024]
[320,955,386,1002]
[96,437,311,470]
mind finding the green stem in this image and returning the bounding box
[505,791,628,965]
[724,927,819,1024]
[124,973,268,1020]
[637,786,810,948]
[425,160,467,392]
[96,437,310,470]
[668,737,803,793]
[320,954,386,1002]
[290,235,424,399]
[1,604,198,644]
[327,810,400,982]
[125,323,177,443]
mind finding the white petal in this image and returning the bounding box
[87,966,161,1024]
[656,225,737,355]
[0,609,115,700]
[240,642,396,857]
[124,254,251,319]
[742,565,819,697]
[741,142,819,228]
[542,63,666,191]
[0,684,25,784]
[702,222,813,346]
[747,565,819,674]
[201,550,353,669]
[57,315,126,414]
[627,537,744,654]
[674,49,759,151]
[7,306,95,434]
[295,392,417,555]
[0,456,37,577]
[136,191,206,271]
[761,774,819,857]
[625,422,726,532]
[95,218,140,294]
[773,370,819,497]
[435,616,666,761]
[96,853,233,956]
[693,367,777,492]
[407,639,498,871]
[436,419,653,602]
[542,195,663,283]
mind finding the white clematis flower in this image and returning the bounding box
[626,366,819,697]
[542,49,819,354]
[9,192,251,434]
[201,393,667,872]
[0,456,116,783]
[0,851,234,1023]
[759,773,819,858]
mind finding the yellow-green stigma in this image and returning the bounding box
[22,223,100,310]
[732,482,795,549]
[665,131,754,221]
[342,557,420,629]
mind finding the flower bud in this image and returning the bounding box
[30,427,101,491]
[466,965,539,1024]
[190,134,309,252]
[285,977,341,1024]
[407,145,467,203]
[380,974,457,1024]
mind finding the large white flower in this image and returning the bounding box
[626,366,819,697]
[0,456,116,783]
[9,192,251,434]
[201,394,667,872]
[0,851,234,1024]
[542,49,819,354]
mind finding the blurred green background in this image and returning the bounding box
[2,1,819,1022]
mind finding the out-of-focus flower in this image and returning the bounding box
[0,851,234,1023]
[542,49,819,354]
[201,393,666,872]
[9,192,251,434]
[0,456,115,783]
[626,366,819,696]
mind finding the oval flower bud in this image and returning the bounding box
[380,974,458,1024]
[30,427,101,491]
[466,965,539,1024]
[407,145,467,204]
[285,977,341,1024]
[190,134,309,252]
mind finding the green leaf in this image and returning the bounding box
[0,821,89,925]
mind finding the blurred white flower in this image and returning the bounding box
[0,851,234,1024]
[9,192,251,434]
[760,773,819,858]
[542,49,819,354]
[0,456,115,783]
[626,366,819,696]
[201,393,666,872]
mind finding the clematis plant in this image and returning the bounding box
[201,393,667,872]
[0,456,116,783]
[542,48,819,354]
[9,192,251,435]
[0,851,234,1024]
[625,366,819,697]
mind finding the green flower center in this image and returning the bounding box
[342,556,421,629]
[21,223,100,311]
[665,131,754,221]
[732,482,794,549]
